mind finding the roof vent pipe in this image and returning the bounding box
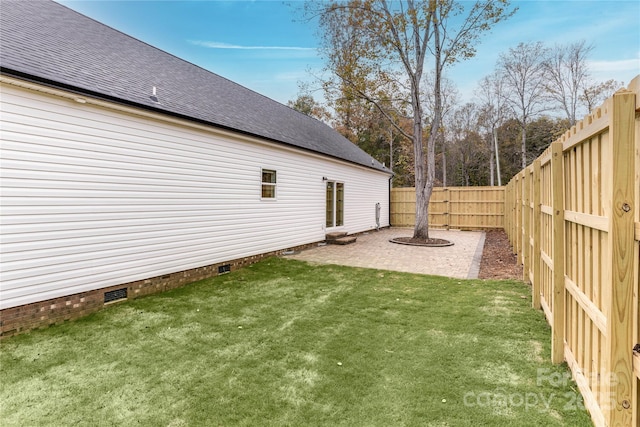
[150,86,159,102]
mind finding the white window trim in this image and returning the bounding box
[261,168,277,200]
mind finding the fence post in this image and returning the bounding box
[507,182,512,242]
[504,185,508,237]
[550,142,565,364]
[515,173,522,259]
[532,160,541,309]
[505,183,511,242]
[633,82,640,427]
[522,167,531,283]
[603,89,636,426]
[629,76,640,427]
[444,187,450,230]
[512,180,516,246]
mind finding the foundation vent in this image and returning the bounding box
[104,288,127,304]
[218,264,231,274]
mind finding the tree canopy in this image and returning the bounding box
[292,4,625,197]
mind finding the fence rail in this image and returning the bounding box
[390,186,504,229]
[505,76,640,427]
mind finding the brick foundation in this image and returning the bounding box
[0,242,319,339]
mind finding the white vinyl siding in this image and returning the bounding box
[0,82,390,309]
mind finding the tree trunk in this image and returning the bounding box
[412,77,429,239]
[413,9,442,241]
[389,128,394,187]
[442,142,447,187]
[494,128,502,186]
[489,137,495,186]
[462,156,469,186]
[414,180,431,239]
[413,116,429,239]
[521,123,527,168]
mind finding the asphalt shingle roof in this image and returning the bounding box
[0,0,389,173]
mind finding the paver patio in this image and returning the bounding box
[285,227,486,279]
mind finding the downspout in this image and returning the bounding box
[388,175,393,227]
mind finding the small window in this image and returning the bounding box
[261,169,276,199]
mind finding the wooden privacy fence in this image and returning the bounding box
[390,186,504,229]
[505,77,640,427]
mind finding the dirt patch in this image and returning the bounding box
[479,230,523,280]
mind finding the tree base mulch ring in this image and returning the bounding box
[389,237,454,247]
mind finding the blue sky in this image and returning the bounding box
[58,0,639,106]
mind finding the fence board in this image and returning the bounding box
[390,187,504,229]
[565,343,607,427]
[522,166,531,282]
[551,142,566,364]
[634,79,640,427]
[564,211,609,232]
[504,75,640,427]
[603,88,635,425]
[565,276,607,335]
[532,159,541,307]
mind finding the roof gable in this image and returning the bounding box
[0,0,389,173]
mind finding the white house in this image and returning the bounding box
[0,1,391,335]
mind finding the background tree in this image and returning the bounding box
[498,41,548,168]
[448,103,488,186]
[476,73,509,185]
[525,116,569,158]
[325,91,414,185]
[490,115,569,183]
[310,0,514,240]
[287,93,331,122]
[580,78,624,113]
[494,118,521,181]
[424,72,459,187]
[544,40,593,125]
[342,103,400,172]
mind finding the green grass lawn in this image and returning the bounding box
[1,258,592,426]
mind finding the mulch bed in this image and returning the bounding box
[389,237,453,247]
[478,229,523,280]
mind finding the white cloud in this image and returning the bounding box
[189,40,316,51]
[274,71,308,81]
[588,57,640,73]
